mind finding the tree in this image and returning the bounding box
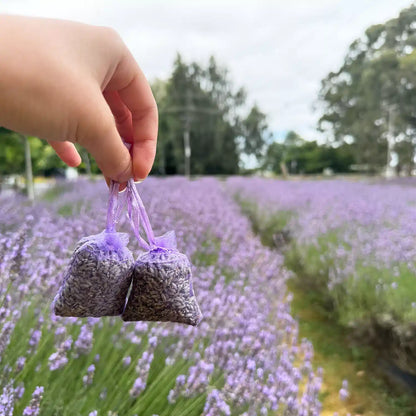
[0,128,25,178]
[263,131,355,175]
[0,126,100,180]
[318,5,416,173]
[0,55,271,179]
[153,55,270,175]
[0,128,34,198]
[262,141,285,174]
[240,105,271,159]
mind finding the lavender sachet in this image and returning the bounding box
[121,180,202,326]
[53,182,133,318]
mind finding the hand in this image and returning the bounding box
[0,15,158,183]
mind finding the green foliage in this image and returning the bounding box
[0,128,26,176]
[318,5,416,173]
[263,131,355,174]
[284,229,416,330]
[236,196,293,247]
[285,233,340,295]
[152,55,270,175]
[1,55,271,178]
[337,263,416,327]
[240,105,271,159]
[0,128,67,177]
[2,304,204,416]
[0,126,103,179]
[238,197,416,415]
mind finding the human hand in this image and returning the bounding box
[0,15,158,183]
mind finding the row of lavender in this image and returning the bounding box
[228,177,416,365]
[0,178,321,416]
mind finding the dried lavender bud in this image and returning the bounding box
[54,231,133,318]
[122,249,202,326]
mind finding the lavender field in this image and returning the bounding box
[0,178,323,416]
[228,177,416,377]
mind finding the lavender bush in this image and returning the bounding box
[0,178,322,415]
[228,177,416,370]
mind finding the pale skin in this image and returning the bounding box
[0,15,158,184]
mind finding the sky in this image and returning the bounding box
[0,0,413,142]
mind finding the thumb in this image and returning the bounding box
[76,91,132,183]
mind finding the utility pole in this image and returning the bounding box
[160,88,219,178]
[22,135,34,201]
[82,149,92,177]
[183,124,191,178]
[385,105,396,178]
[183,90,192,178]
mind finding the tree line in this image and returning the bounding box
[4,4,416,180]
[319,4,416,175]
[0,55,357,182]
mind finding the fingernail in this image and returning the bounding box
[134,178,145,184]
[118,182,127,193]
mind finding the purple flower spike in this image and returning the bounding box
[23,386,44,416]
[0,383,15,416]
[339,379,349,401]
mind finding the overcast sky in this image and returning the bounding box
[0,0,413,141]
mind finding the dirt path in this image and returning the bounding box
[287,278,416,416]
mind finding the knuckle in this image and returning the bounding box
[98,26,124,49]
[131,102,158,124]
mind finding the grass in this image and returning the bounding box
[0,299,208,416]
[237,197,293,248]
[0,222,282,416]
[41,182,74,202]
[287,238,416,328]
[288,277,415,416]
[237,197,416,416]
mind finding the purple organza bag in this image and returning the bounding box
[121,180,202,326]
[53,182,134,317]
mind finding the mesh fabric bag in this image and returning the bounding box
[121,180,202,326]
[53,182,134,317]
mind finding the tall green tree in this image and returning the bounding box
[0,128,36,197]
[153,55,270,175]
[318,5,416,173]
[0,128,25,178]
[0,127,100,180]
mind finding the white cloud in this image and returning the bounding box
[0,0,413,140]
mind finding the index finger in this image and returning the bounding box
[107,53,158,181]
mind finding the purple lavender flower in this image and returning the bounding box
[74,325,93,355]
[0,322,16,357]
[339,379,349,401]
[48,338,72,371]
[202,389,231,416]
[122,356,132,367]
[14,384,25,400]
[129,377,146,398]
[16,356,26,372]
[48,351,68,371]
[0,383,15,416]
[83,364,95,386]
[1,177,324,414]
[23,386,44,416]
[29,329,42,348]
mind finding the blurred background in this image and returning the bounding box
[1,0,415,195]
[3,2,416,416]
